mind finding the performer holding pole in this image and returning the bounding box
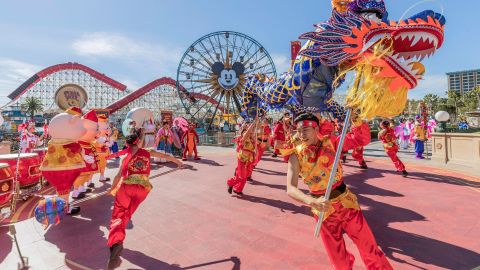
[252,118,271,168]
[379,120,408,176]
[107,133,183,269]
[285,113,392,270]
[227,119,257,195]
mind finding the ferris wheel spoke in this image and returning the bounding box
[230,35,238,62]
[207,36,221,62]
[191,78,213,84]
[214,35,226,63]
[186,53,212,71]
[233,36,246,63]
[240,41,256,63]
[180,64,211,75]
[191,89,218,118]
[247,62,273,74]
[207,91,225,130]
[242,47,262,67]
[188,84,212,92]
[232,92,243,113]
[198,41,217,64]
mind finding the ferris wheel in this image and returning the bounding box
[176,31,276,129]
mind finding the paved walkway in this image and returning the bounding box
[363,140,480,177]
[1,146,479,270]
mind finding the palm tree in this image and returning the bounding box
[20,97,44,119]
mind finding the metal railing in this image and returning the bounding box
[198,132,236,147]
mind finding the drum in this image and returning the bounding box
[33,148,48,162]
[0,163,14,218]
[0,153,42,196]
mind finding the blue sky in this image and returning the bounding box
[0,0,478,106]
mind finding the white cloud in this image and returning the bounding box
[0,58,42,106]
[72,32,182,77]
[408,74,448,99]
[118,78,142,91]
[271,53,291,75]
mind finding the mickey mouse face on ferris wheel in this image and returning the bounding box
[212,62,245,90]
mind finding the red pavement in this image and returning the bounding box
[1,147,479,270]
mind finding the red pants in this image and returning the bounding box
[183,143,198,159]
[318,205,393,270]
[253,143,266,167]
[386,149,405,171]
[107,184,149,247]
[351,147,365,165]
[227,159,253,193]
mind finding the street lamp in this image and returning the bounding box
[435,111,450,132]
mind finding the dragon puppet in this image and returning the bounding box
[241,0,445,120]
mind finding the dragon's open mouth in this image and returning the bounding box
[357,13,445,90]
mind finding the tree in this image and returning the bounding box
[447,91,462,122]
[20,97,44,119]
[423,93,440,115]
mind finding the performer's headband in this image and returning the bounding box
[296,120,318,128]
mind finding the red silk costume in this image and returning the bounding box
[253,124,272,167]
[181,129,199,160]
[272,122,286,155]
[108,148,152,247]
[285,122,392,270]
[352,146,366,166]
[379,127,406,172]
[227,136,255,193]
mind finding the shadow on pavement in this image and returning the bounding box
[253,167,287,176]
[121,248,183,269]
[0,226,12,264]
[344,167,480,270]
[236,193,310,216]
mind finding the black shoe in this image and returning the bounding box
[105,177,111,182]
[73,192,86,199]
[87,183,95,188]
[272,154,278,158]
[227,186,233,194]
[360,162,368,169]
[247,177,253,182]
[85,188,93,193]
[67,206,81,215]
[402,170,409,177]
[233,190,243,196]
[342,156,347,163]
[108,242,123,269]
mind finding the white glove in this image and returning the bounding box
[84,154,95,164]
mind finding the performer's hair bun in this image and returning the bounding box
[381,120,390,128]
[126,134,139,145]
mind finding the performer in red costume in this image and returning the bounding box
[181,123,200,161]
[72,110,99,199]
[351,146,368,169]
[107,134,183,269]
[252,118,272,168]
[286,113,392,270]
[19,120,44,153]
[227,120,257,195]
[272,112,292,157]
[379,120,408,177]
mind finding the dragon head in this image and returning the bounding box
[300,0,445,93]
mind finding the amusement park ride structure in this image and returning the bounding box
[2,31,277,129]
[177,31,276,129]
